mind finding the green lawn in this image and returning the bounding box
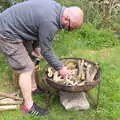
[0,38,120,120]
[0,0,120,119]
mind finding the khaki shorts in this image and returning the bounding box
[0,34,35,73]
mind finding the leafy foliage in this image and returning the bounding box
[54,24,120,55]
[78,24,120,49]
[0,0,23,11]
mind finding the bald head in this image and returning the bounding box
[61,6,84,31]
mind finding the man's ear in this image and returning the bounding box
[62,16,69,25]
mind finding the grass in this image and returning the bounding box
[0,25,120,120]
[0,47,120,120]
[0,0,120,119]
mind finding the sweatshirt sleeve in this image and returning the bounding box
[38,21,64,70]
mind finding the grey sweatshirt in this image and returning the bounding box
[0,0,65,70]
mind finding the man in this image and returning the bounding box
[0,0,83,116]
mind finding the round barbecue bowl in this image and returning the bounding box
[46,58,101,92]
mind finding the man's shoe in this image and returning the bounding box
[23,103,48,116]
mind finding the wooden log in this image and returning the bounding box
[0,98,23,105]
[89,65,98,82]
[0,92,23,101]
[66,62,76,70]
[0,105,20,111]
[0,92,20,100]
[78,60,84,80]
[86,64,92,81]
[47,67,53,78]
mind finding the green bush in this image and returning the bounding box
[78,24,120,49]
[54,24,120,54]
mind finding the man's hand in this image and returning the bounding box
[58,67,72,78]
[31,47,42,58]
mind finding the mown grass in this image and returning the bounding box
[0,25,120,120]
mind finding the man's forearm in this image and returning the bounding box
[42,50,63,70]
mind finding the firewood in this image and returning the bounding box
[64,59,77,66]
[0,92,20,100]
[0,105,20,111]
[86,64,92,81]
[0,98,23,105]
[78,60,84,80]
[66,62,76,70]
[47,59,98,87]
[48,67,53,78]
[89,65,98,81]
[0,92,23,101]
[77,59,81,76]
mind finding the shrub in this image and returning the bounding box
[54,24,120,54]
[78,24,120,49]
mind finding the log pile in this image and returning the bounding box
[47,59,99,86]
[0,91,23,111]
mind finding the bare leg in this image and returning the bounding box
[19,71,33,109]
[31,70,38,91]
[31,47,42,91]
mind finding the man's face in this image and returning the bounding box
[64,18,81,31]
